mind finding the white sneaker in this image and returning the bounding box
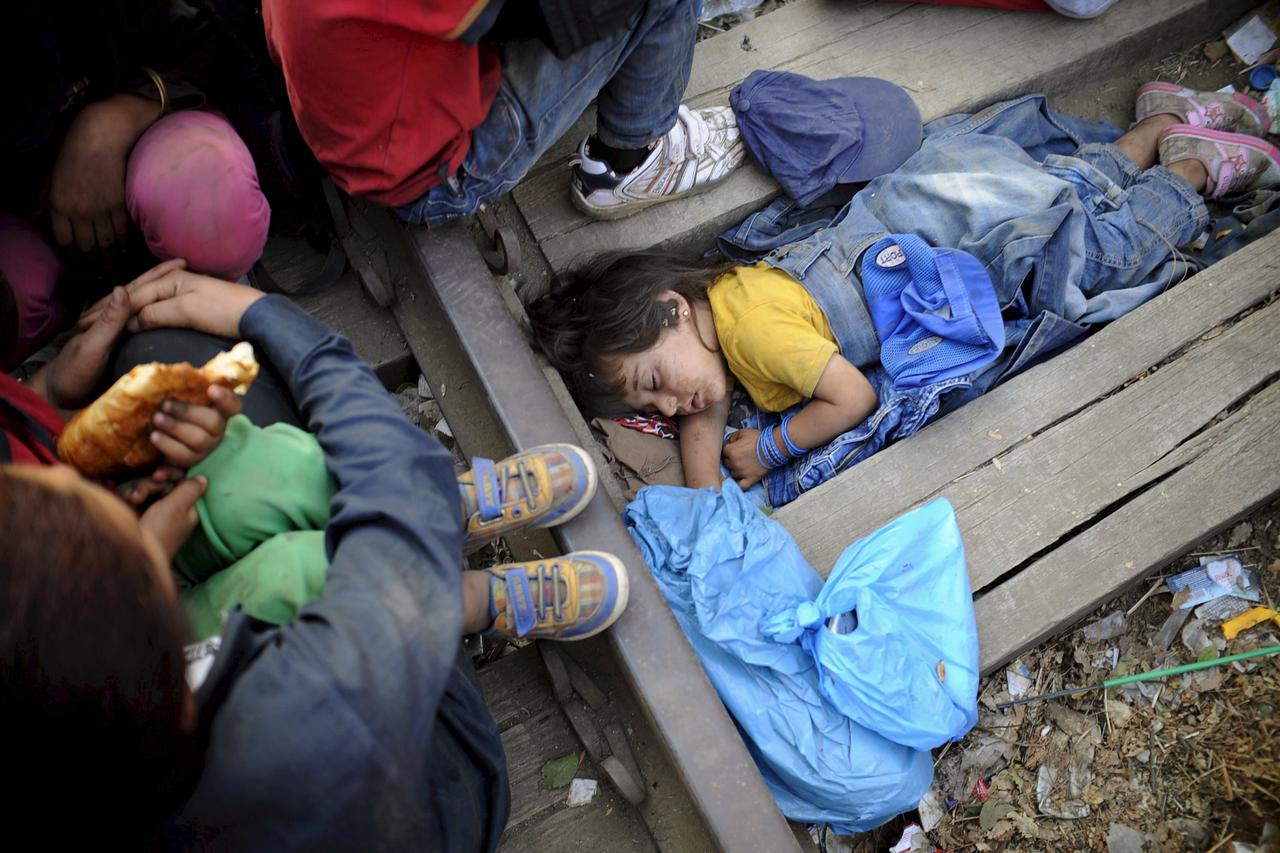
[570,105,746,221]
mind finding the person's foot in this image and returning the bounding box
[569,105,745,221]
[459,444,597,554]
[486,551,629,641]
[1136,82,1270,136]
[1158,125,1280,199]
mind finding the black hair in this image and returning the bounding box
[0,470,192,844]
[528,250,734,415]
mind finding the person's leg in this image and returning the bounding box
[181,529,328,640]
[1113,114,1178,172]
[1046,119,1210,323]
[401,0,732,225]
[173,414,335,585]
[569,0,742,219]
[125,110,271,280]
[592,0,695,152]
[110,328,303,428]
[0,213,68,371]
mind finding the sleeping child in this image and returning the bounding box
[531,84,1279,507]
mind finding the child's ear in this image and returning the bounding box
[656,290,693,318]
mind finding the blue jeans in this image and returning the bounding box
[1041,142,1206,323]
[399,0,697,225]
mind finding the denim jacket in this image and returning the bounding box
[723,95,1205,506]
[164,297,507,851]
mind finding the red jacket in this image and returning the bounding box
[0,372,63,466]
[263,0,501,206]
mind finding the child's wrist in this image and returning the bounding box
[755,424,790,470]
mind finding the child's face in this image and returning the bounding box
[609,303,730,419]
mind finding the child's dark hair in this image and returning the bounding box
[528,250,734,415]
[0,470,191,844]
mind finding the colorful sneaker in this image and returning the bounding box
[1136,82,1270,136]
[569,105,746,221]
[1158,124,1280,199]
[486,551,629,641]
[460,444,597,554]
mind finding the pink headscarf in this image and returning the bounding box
[126,110,271,279]
[0,212,67,370]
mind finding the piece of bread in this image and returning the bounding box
[57,342,259,477]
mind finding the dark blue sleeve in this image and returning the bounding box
[176,296,467,832]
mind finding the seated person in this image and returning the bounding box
[531,85,1278,507]
[1,1,312,369]
[6,260,619,643]
[262,0,744,225]
[3,275,629,846]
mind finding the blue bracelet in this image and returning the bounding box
[780,413,804,458]
[768,430,786,468]
[755,434,771,470]
[755,424,789,470]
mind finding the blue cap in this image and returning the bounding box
[861,234,1005,389]
[1250,65,1277,91]
[730,70,923,207]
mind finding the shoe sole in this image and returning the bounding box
[1137,81,1269,134]
[571,166,735,222]
[560,549,630,641]
[1161,125,1280,189]
[533,443,599,530]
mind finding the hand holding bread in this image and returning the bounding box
[57,343,259,477]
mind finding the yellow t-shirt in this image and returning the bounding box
[708,263,838,412]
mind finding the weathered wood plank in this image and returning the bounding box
[498,788,659,853]
[260,235,412,382]
[476,647,657,852]
[774,230,1280,573]
[291,272,413,383]
[514,0,1253,270]
[975,378,1280,673]
[477,645,558,732]
[497,705,588,827]
[953,297,1280,592]
[477,648,582,827]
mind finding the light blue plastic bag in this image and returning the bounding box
[760,497,980,751]
[626,482,934,833]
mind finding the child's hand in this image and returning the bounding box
[121,464,186,507]
[150,385,242,469]
[139,474,208,560]
[722,428,769,490]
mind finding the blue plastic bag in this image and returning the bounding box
[760,498,980,751]
[626,482,933,833]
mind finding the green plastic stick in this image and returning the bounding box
[996,644,1280,709]
[1102,643,1280,688]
